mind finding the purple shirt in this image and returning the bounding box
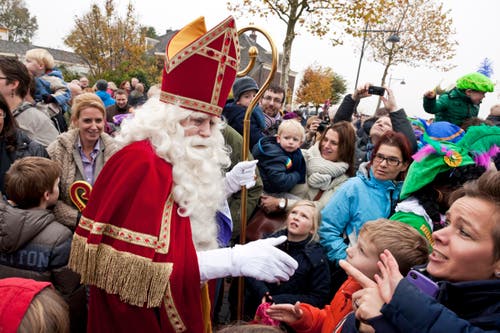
[77,137,101,185]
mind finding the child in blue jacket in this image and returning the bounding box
[252,119,306,194]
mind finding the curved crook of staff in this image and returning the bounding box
[236,25,278,321]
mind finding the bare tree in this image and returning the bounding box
[227,0,390,99]
[357,0,457,86]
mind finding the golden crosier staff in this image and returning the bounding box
[237,25,278,321]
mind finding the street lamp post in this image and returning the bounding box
[388,74,406,87]
[354,23,400,89]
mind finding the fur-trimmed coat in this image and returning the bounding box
[47,129,119,229]
[290,143,349,211]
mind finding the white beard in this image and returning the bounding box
[117,99,231,251]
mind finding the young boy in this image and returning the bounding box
[266,219,429,333]
[423,72,494,127]
[252,119,306,194]
[25,48,71,132]
[0,157,86,332]
[222,75,266,149]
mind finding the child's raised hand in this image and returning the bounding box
[266,301,303,324]
[373,249,404,303]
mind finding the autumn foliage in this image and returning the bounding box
[64,0,153,80]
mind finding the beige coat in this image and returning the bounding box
[47,129,120,229]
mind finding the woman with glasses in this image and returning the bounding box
[319,130,412,268]
[0,56,59,147]
[0,94,48,194]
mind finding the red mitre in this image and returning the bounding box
[160,16,240,117]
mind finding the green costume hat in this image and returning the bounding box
[400,124,500,200]
[455,72,494,92]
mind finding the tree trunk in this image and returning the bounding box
[279,3,298,104]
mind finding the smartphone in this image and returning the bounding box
[405,269,439,298]
[368,86,386,96]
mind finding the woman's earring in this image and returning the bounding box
[495,271,500,278]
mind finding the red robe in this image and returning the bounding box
[69,140,205,333]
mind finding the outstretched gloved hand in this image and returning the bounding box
[224,159,259,197]
[197,235,298,283]
[232,236,298,282]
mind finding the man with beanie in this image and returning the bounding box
[222,75,266,149]
[68,16,297,333]
[95,79,115,107]
[423,72,494,126]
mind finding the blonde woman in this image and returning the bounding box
[48,93,120,229]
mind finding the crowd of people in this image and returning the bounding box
[0,15,499,333]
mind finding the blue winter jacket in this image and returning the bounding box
[95,90,116,107]
[34,69,71,112]
[319,162,401,262]
[342,277,500,333]
[252,136,306,194]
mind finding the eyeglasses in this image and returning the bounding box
[0,76,7,80]
[262,95,283,104]
[373,153,402,166]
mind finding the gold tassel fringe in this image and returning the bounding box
[69,234,173,308]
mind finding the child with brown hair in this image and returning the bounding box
[266,218,429,333]
[0,157,86,332]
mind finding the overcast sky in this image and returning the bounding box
[23,0,500,119]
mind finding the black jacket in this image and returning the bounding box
[334,94,417,170]
[0,130,48,193]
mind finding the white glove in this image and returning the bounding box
[224,160,259,197]
[197,236,298,283]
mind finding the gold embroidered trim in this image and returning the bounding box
[160,91,222,116]
[69,234,173,308]
[159,194,174,253]
[165,17,238,73]
[77,195,175,254]
[164,283,187,332]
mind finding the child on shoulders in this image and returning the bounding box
[25,48,71,132]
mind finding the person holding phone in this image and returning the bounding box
[340,170,500,333]
[333,83,417,171]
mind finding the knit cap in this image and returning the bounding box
[232,76,258,101]
[95,79,108,91]
[456,72,494,92]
